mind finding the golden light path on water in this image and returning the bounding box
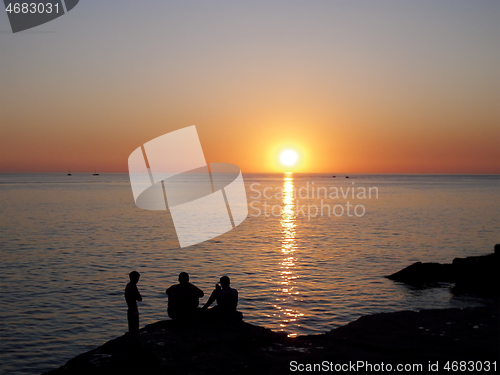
[275,172,303,337]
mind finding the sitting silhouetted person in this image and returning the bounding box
[202,275,242,322]
[125,271,142,332]
[165,272,204,321]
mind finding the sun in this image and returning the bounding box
[280,149,299,167]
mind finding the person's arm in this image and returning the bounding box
[202,286,218,309]
[189,282,204,297]
[135,285,142,302]
[165,286,171,295]
[196,285,204,298]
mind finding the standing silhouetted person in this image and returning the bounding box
[165,272,204,321]
[202,275,242,321]
[125,271,142,332]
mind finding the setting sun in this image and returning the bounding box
[280,149,299,167]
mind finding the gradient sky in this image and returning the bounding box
[0,0,499,173]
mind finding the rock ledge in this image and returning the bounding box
[44,304,499,374]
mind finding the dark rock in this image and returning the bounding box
[43,304,499,374]
[386,262,455,285]
[386,245,499,296]
[323,304,500,362]
[43,320,290,375]
[452,252,499,296]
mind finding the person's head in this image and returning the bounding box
[178,272,189,284]
[220,275,230,287]
[129,271,140,284]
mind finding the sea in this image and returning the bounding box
[0,173,498,374]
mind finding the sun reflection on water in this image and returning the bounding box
[274,172,303,337]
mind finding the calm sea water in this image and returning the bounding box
[0,173,499,374]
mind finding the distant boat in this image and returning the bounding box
[332,175,336,178]
[346,176,350,178]
[93,170,99,176]
[67,169,72,176]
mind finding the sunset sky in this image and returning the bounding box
[0,0,499,174]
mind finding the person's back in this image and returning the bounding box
[166,283,203,310]
[166,272,204,321]
[217,285,238,312]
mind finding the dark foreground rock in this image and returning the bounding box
[44,304,499,375]
[386,245,499,296]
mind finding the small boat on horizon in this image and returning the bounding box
[67,169,72,176]
[93,169,99,176]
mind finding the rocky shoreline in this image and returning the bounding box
[43,304,499,374]
[44,248,499,374]
[386,246,499,296]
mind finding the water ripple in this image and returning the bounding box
[1,173,498,374]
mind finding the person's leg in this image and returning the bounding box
[127,309,133,332]
[133,311,139,331]
[128,309,139,332]
[209,305,223,322]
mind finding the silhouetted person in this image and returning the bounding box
[165,272,204,321]
[202,275,242,321]
[125,271,142,332]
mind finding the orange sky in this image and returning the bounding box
[1,1,499,174]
